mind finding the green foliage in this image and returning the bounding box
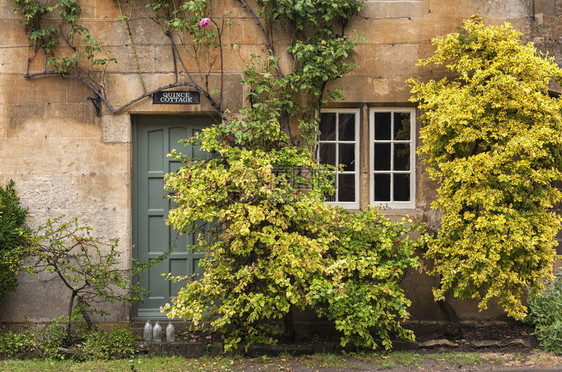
[164,124,421,351]
[307,210,421,350]
[82,326,139,361]
[0,321,139,361]
[12,0,116,72]
[0,180,32,304]
[410,18,562,319]
[526,274,562,327]
[24,216,165,334]
[257,0,364,142]
[526,273,562,354]
[12,0,57,52]
[0,330,38,358]
[533,321,562,354]
[148,0,214,38]
[37,311,86,360]
[259,0,362,31]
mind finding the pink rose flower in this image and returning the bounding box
[199,17,211,28]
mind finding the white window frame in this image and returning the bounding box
[318,108,360,209]
[370,107,416,209]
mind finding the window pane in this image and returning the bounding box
[374,174,390,201]
[319,143,336,166]
[374,143,391,170]
[338,174,355,202]
[394,174,410,201]
[320,113,336,140]
[375,112,391,140]
[394,112,411,140]
[339,113,355,141]
[394,144,410,171]
[339,144,355,171]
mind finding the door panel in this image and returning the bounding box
[133,115,214,319]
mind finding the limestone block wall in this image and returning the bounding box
[531,0,562,66]
[530,0,562,259]
[0,0,531,324]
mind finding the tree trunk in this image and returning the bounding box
[437,299,459,324]
[77,297,94,330]
[436,275,459,324]
[66,290,77,339]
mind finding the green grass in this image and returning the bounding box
[0,351,499,372]
[491,355,506,364]
[300,351,481,370]
[425,352,482,366]
[357,352,413,369]
[301,353,360,369]
[355,351,481,370]
[1,356,237,372]
[385,351,425,368]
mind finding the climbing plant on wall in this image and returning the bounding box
[11,0,362,129]
[156,0,422,351]
[410,18,562,320]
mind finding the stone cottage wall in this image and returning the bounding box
[0,0,532,324]
[530,0,562,256]
[531,0,562,67]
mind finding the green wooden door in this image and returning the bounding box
[132,115,213,319]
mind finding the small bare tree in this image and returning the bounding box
[24,216,163,337]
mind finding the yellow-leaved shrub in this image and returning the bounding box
[410,18,562,319]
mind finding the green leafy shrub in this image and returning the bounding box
[164,123,422,351]
[0,180,32,304]
[0,317,139,361]
[37,311,86,360]
[526,274,562,354]
[534,321,562,354]
[0,315,85,361]
[81,326,139,361]
[24,216,165,337]
[410,18,562,319]
[0,330,38,358]
[308,209,421,350]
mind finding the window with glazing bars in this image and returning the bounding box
[318,109,360,209]
[370,108,415,209]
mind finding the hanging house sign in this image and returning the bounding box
[153,91,200,104]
